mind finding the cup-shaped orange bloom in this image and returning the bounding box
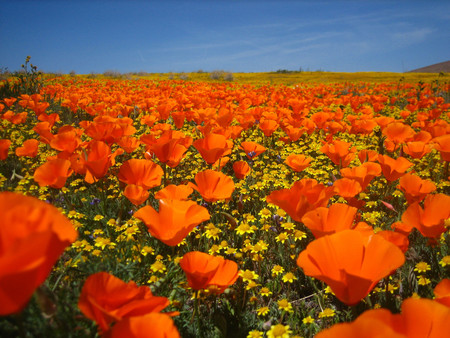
[396,298,450,337]
[297,230,405,305]
[134,199,210,246]
[317,298,450,338]
[433,134,450,161]
[333,178,362,198]
[320,139,356,168]
[212,156,229,171]
[0,139,11,160]
[284,154,312,172]
[434,279,450,307]
[15,138,39,157]
[358,149,378,163]
[258,118,279,137]
[0,192,77,315]
[377,154,413,182]
[340,161,381,191]
[193,133,233,165]
[82,140,123,183]
[179,251,239,293]
[301,203,357,238]
[398,173,436,204]
[382,122,415,145]
[148,130,192,168]
[240,141,266,160]
[117,136,141,153]
[233,160,251,179]
[376,230,409,253]
[316,308,403,338]
[82,115,136,145]
[191,169,235,203]
[267,178,334,222]
[78,272,170,333]
[401,193,450,238]
[33,158,73,189]
[391,221,414,236]
[50,128,82,154]
[403,141,432,159]
[33,121,54,144]
[123,184,150,206]
[109,313,180,338]
[155,184,193,200]
[118,159,163,190]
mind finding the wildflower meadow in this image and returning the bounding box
[1,59,450,337]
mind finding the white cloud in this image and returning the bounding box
[392,28,434,45]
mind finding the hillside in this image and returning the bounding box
[407,60,450,73]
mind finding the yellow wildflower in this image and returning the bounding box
[319,308,335,318]
[267,324,291,338]
[282,272,297,283]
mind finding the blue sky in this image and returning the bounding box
[1,0,449,74]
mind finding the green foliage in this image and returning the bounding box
[0,56,44,100]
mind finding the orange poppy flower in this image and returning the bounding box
[3,110,28,124]
[2,97,17,107]
[317,298,450,338]
[171,110,186,129]
[297,230,404,305]
[377,155,413,182]
[316,308,402,338]
[0,139,11,160]
[397,298,450,337]
[82,115,136,145]
[15,139,39,157]
[376,230,409,253]
[232,160,251,179]
[118,159,163,190]
[284,154,312,172]
[116,136,141,153]
[382,122,415,147]
[390,221,414,237]
[148,130,192,168]
[258,118,279,137]
[403,141,432,159]
[240,141,266,160]
[267,178,334,222]
[193,133,233,165]
[134,199,210,246]
[433,134,450,161]
[320,139,356,168]
[50,128,82,154]
[179,251,239,293]
[82,140,123,183]
[398,173,436,204]
[301,203,357,238]
[333,178,362,198]
[0,192,77,315]
[33,158,73,189]
[78,272,170,333]
[358,149,378,163]
[283,125,304,142]
[33,121,54,144]
[109,313,180,338]
[212,156,230,171]
[340,161,381,191]
[434,279,450,307]
[123,184,150,206]
[401,193,450,238]
[191,169,235,203]
[154,184,193,200]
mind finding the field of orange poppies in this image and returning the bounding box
[1,67,450,337]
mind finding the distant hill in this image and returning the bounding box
[407,60,450,73]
